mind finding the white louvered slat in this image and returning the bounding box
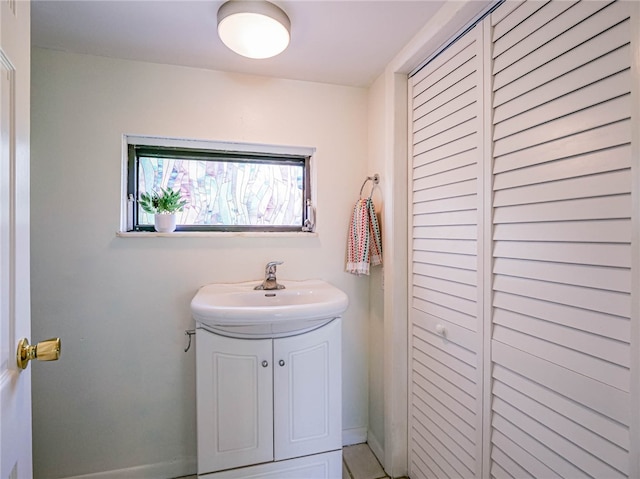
[413,371,476,428]
[414,89,477,136]
[414,286,476,320]
[413,310,480,353]
[414,102,477,146]
[493,291,629,342]
[413,208,477,227]
[412,420,471,478]
[413,392,475,445]
[493,15,630,108]
[414,116,478,157]
[493,417,589,479]
[413,298,475,331]
[493,120,631,174]
[493,402,626,478]
[414,150,477,181]
[414,224,477,240]
[413,349,476,398]
[494,381,628,473]
[493,1,622,85]
[493,69,630,140]
[493,219,631,243]
[413,262,477,286]
[413,407,475,474]
[493,323,629,390]
[492,308,629,366]
[413,250,476,271]
[492,341,630,434]
[494,1,615,74]
[492,241,631,269]
[491,429,559,479]
[493,145,631,191]
[414,164,478,194]
[490,0,523,31]
[414,238,476,255]
[413,193,476,215]
[493,169,631,207]
[413,31,477,98]
[493,275,630,317]
[413,178,477,203]
[410,450,441,479]
[491,442,536,479]
[493,94,631,157]
[413,274,476,302]
[492,1,576,59]
[493,194,631,223]
[413,77,477,129]
[414,135,477,167]
[493,364,630,450]
[409,23,483,479]
[494,44,630,123]
[493,257,630,292]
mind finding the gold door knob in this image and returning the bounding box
[16,337,61,370]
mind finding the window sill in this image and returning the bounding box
[116,231,318,238]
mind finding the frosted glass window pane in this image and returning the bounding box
[137,157,304,227]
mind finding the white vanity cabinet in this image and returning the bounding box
[196,317,342,479]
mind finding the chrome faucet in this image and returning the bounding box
[255,261,285,290]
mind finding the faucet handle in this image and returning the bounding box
[266,261,284,275]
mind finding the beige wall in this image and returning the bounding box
[31,48,370,478]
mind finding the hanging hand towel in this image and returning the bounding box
[346,197,382,275]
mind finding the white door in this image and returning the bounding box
[196,331,273,475]
[489,1,634,476]
[0,1,32,478]
[408,23,485,479]
[273,318,342,461]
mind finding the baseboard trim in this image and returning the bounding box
[60,430,373,479]
[366,432,384,465]
[342,427,367,446]
[61,457,196,479]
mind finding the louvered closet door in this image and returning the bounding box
[409,25,485,479]
[489,1,632,477]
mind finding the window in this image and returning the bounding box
[124,137,314,233]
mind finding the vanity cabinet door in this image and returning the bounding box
[197,331,274,474]
[273,318,342,461]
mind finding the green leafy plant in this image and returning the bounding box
[139,187,187,215]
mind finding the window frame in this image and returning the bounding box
[123,136,315,233]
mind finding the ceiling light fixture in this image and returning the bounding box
[217,0,291,60]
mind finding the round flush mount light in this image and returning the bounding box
[217,0,291,59]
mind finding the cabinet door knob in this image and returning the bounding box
[436,324,446,336]
[262,360,269,367]
[279,359,285,367]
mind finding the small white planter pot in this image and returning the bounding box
[154,213,177,233]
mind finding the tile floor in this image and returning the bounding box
[342,443,389,479]
[178,442,406,479]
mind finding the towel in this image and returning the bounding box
[346,197,382,275]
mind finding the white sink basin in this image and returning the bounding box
[191,280,349,338]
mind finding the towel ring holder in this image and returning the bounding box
[359,173,380,199]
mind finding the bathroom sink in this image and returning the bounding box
[191,280,349,337]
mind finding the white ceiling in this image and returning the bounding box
[31,0,450,87]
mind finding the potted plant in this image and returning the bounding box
[139,187,187,232]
